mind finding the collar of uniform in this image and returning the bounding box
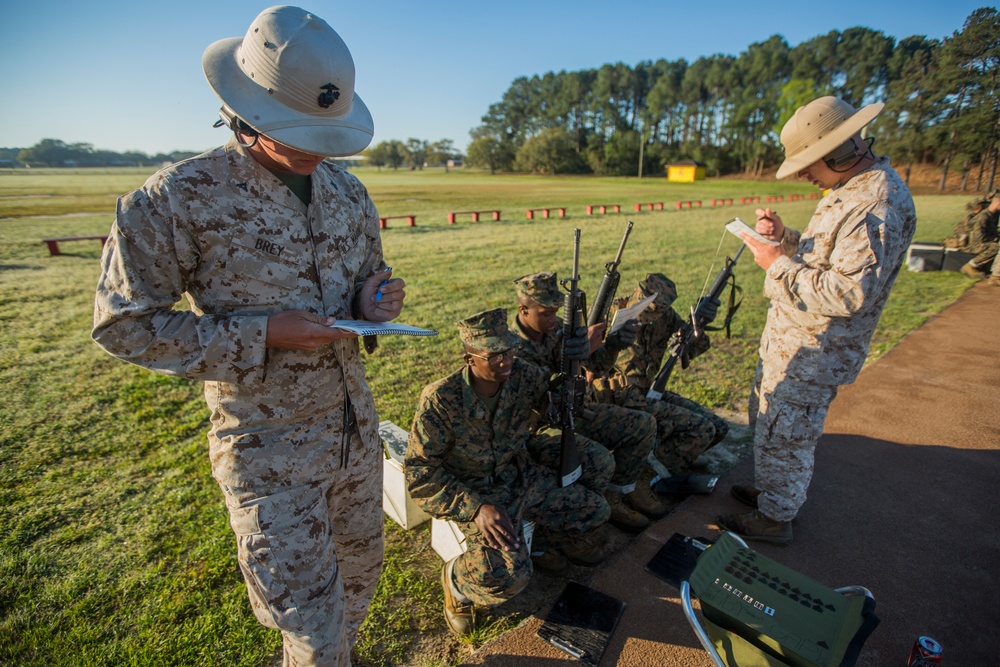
[461,365,490,420]
[223,137,310,213]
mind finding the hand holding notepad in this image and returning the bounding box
[725,217,780,246]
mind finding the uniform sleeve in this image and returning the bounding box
[763,202,890,318]
[92,189,268,384]
[405,390,483,522]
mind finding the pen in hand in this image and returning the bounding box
[375,266,392,302]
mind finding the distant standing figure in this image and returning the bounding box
[92,6,405,664]
[718,96,916,544]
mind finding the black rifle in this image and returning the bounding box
[554,228,586,487]
[646,245,745,401]
[587,220,634,330]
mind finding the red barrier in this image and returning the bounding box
[42,235,108,256]
[379,215,416,229]
[586,204,621,215]
[634,202,665,212]
[526,207,566,220]
[448,210,500,224]
[675,200,702,209]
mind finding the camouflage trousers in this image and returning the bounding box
[576,401,656,491]
[660,390,730,446]
[527,429,614,494]
[219,430,383,667]
[967,240,998,275]
[614,386,717,472]
[748,362,839,523]
[451,461,610,607]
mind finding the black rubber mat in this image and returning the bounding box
[654,474,719,495]
[537,581,625,666]
[645,533,713,589]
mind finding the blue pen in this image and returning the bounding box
[375,266,392,302]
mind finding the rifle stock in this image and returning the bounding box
[647,245,745,400]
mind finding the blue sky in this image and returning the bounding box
[0,0,991,155]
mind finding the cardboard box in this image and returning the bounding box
[943,248,977,272]
[906,242,944,272]
[431,517,535,562]
[379,420,431,530]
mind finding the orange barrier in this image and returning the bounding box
[634,202,665,212]
[448,210,500,224]
[526,207,566,220]
[379,215,416,229]
[675,200,702,209]
[586,204,621,215]
[42,235,108,256]
[741,196,761,204]
[710,198,734,207]
[765,195,785,203]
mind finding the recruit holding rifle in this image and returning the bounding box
[552,229,587,487]
[588,220,634,330]
[646,245,745,401]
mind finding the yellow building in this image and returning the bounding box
[666,160,705,183]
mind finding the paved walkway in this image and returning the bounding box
[463,281,1000,667]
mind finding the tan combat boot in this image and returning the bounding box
[625,465,670,519]
[716,510,792,545]
[960,262,987,279]
[730,484,761,509]
[556,527,608,566]
[441,560,475,635]
[605,490,651,533]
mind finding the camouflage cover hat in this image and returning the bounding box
[513,272,563,308]
[636,272,678,309]
[202,5,373,157]
[456,308,521,354]
[776,96,883,180]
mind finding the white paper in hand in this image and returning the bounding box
[609,293,657,334]
[725,217,780,246]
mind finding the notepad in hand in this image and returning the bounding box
[330,320,438,337]
[725,217,780,246]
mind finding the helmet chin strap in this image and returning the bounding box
[213,106,259,148]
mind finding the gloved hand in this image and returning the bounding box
[562,326,590,361]
[605,318,639,352]
[695,296,721,325]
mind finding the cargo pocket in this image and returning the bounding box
[225,491,335,632]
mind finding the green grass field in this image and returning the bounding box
[0,167,975,666]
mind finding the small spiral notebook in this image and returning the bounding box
[330,320,438,337]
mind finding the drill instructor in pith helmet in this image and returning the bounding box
[93,6,404,664]
[719,96,915,544]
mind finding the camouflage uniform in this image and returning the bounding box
[752,156,916,522]
[511,274,655,494]
[959,207,999,275]
[406,313,609,607]
[93,138,385,664]
[593,274,723,471]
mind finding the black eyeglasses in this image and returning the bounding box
[468,348,516,367]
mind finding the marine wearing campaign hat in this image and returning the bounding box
[513,272,564,308]
[456,308,521,353]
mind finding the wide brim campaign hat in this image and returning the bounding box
[202,5,373,157]
[775,97,883,180]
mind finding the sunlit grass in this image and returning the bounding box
[0,168,974,666]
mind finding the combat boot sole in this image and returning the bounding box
[441,564,475,635]
[716,510,792,545]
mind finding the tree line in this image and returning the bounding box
[0,139,199,168]
[462,7,999,190]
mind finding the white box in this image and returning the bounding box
[430,517,534,562]
[379,420,431,530]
